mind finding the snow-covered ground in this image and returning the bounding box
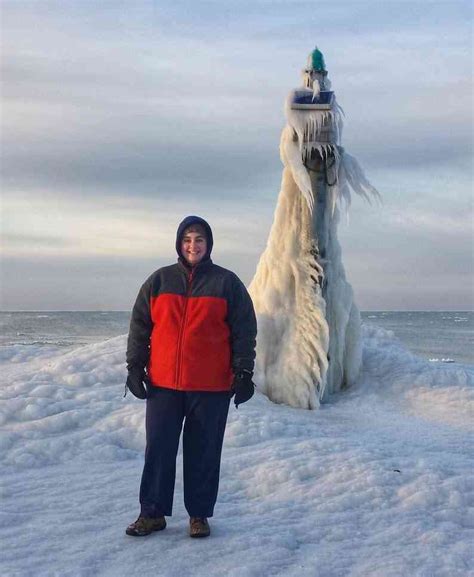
[1,325,473,577]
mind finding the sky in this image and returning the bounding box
[1,0,473,311]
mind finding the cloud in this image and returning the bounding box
[3,0,472,199]
[2,187,273,262]
[2,192,183,258]
[1,0,472,310]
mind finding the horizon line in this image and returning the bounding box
[1,309,473,314]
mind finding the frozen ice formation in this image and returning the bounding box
[249,47,380,409]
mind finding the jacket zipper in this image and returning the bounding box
[175,268,195,389]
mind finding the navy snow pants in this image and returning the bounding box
[139,386,230,519]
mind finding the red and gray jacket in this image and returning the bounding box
[126,217,257,392]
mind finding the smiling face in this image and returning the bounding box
[181,230,208,266]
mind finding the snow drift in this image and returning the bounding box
[0,328,473,577]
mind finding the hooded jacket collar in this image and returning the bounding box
[177,255,214,277]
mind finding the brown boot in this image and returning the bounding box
[189,517,210,538]
[126,516,166,536]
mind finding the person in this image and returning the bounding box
[124,215,257,538]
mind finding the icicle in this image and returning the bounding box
[329,183,338,217]
[340,152,381,205]
[280,126,314,213]
[312,78,321,100]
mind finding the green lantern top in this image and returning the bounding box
[310,47,326,72]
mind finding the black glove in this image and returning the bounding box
[231,370,255,408]
[125,367,147,399]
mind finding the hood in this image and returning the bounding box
[175,215,214,263]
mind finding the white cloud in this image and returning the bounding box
[1,0,472,309]
[2,191,173,258]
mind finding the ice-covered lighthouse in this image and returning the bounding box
[249,47,379,409]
